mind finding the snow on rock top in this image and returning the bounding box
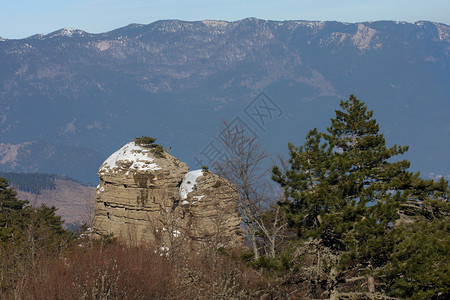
[99,141,161,173]
[45,28,86,39]
[60,28,76,36]
[180,169,203,199]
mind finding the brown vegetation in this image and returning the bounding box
[5,240,273,300]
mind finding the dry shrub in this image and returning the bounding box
[17,242,174,299]
[171,247,268,299]
[9,241,272,300]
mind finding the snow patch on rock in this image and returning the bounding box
[99,141,161,173]
[180,169,203,199]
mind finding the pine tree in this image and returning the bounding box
[1,177,74,294]
[272,128,334,238]
[272,95,449,297]
[323,95,411,258]
[0,177,29,244]
[381,217,449,299]
[379,175,449,299]
[273,95,411,251]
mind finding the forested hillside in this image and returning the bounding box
[1,19,448,184]
[0,172,88,194]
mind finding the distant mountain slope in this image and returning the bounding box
[0,172,87,193]
[0,141,104,183]
[0,19,449,182]
[15,179,95,226]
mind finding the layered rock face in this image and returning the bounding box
[92,141,241,248]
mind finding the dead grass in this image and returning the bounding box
[6,241,270,300]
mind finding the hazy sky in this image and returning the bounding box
[1,0,449,39]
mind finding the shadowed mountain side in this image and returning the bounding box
[0,19,448,182]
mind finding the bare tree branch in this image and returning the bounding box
[213,120,286,259]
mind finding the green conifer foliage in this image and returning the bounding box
[1,177,73,294]
[382,218,449,299]
[323,95,412,257]
[273,95,411,251]
[272,95,449,297]
[1,177,72,246]
[0,177,29,243]
[272,128,333,237]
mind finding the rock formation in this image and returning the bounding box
[92,141,242,249]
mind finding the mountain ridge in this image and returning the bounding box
[2,18,449,41]
[0,18,448,183]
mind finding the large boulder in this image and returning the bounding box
[92,141,242,249]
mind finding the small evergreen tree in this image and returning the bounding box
[1,177,74,294]
[135,136,165,157]
[135,136,157,147]
[0,177,29,244]
[273,95,411,252]
[272,95,449,297]
[1,177,70,246]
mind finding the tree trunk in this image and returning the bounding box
[368,276,375,293]
[251,232,259,260]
